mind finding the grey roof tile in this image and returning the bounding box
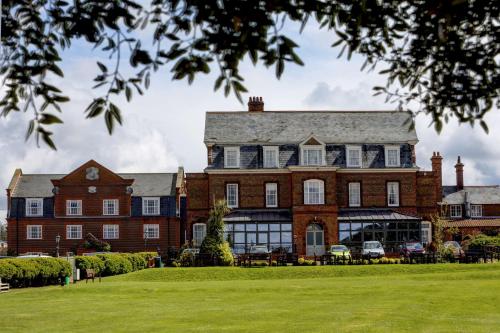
[338,209,421,221]
[441,186,500,205]
[11,173,177,198]
[204,111,418,144]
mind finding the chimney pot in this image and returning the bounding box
[455,156,464,190]
[248,96,264,112]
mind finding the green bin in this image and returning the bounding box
[65,276,70,285]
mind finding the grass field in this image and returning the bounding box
[1,264,500,333]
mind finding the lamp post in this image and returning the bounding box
[55,235,61,257]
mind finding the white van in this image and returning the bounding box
[362,241,385,259]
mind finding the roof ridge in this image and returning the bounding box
[206,110,407,114]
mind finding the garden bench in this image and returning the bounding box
[0,278,9,293]
[85,269,101,283]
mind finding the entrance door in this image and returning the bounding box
[306,224,325,256]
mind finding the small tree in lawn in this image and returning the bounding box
[431,213,459,260]
[200,200,233,266]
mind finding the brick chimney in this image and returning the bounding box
[431,152,443,200]
[455,156,464,190]
[248,96,264,112]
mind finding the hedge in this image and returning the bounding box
[0,258,72,288]
[75,252,154,278]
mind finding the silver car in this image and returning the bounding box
[362,241,385,258]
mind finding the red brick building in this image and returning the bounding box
[187,98,441,256]
[6,160,186,255]
[441,157,500,239]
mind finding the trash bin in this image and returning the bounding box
[65,276,70,285]
[154,256,163,268]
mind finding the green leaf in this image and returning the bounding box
[97,62,108,73]
[25,120,35,141]
[479,120,489,134]
[39,113,63,125]
[105,111,114,135]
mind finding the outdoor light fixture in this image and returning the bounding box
[55,235,61,258]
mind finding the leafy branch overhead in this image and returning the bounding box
[1,0,498,148]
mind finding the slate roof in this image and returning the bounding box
[223,209,292,222]
[442,219,500,228]
[441,186,500,205]
[338,209,421,221]
[204,111,418,145]
[10,173,178,197]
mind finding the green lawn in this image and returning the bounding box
[1,264,500,333]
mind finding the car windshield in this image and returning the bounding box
[406,243,422,249]
[364,242,381,249]
[331,246,348,251]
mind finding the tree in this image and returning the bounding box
[1,0,498,148]
[199,199,233,266]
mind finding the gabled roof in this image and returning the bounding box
[10,173,179,198]
[204,111,418,145]
[441,186,500,205]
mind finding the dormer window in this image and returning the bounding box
[224,147,240,168]
[299,135,325,166]
[470,205,482,217]
[26,198,43,217]
[385,146,401,167]
[346,146,362,168]
[263,146,279,168]
[302,147,323,166]
[450,205,462,218]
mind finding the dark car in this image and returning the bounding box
[400,242,425,258]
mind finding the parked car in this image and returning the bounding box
[329,245,352,260]
[400,242,426,258]
[249,245,270,254]
[362,241,385,259]
[180,248,200,256]
[443,241,465,259]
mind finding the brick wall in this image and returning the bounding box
[6,217,180,255]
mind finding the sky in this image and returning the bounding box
[1,20,499,222]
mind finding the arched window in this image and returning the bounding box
[304,179,324,205]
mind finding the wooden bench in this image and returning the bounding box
[0,278,9,293]
[85,269,101,283]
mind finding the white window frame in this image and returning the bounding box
[103,224,119,239]
[143,224,160,239]
[25,198,43,217]
[142,197,160,216]
[301,146,325,166]
[450,205,462,218]
[66,200,82,216]
[66,225,82,240]
[387,182,400,207]
[193,223,207,247]
[226,183,239,208]
[265,183,278,208]
[348,182,361,207]
[346,146,362,168]
[263,146,279,168]
[224,147,240,168]
[304,179,325,205]
[27,225,42,240]
[103,199,119,216]
[385,145,401,167]
[470,204,482,218]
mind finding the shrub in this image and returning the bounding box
[121,253,147,271]
[136,252,157,261]
[75,256,105,275]
[0,258,71,288]
[96,254,133,276]
[467,234,500,249]
[216,242,234,266]
[297,257,305,265]
[179,250,194,267]
[304,259,315,266]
